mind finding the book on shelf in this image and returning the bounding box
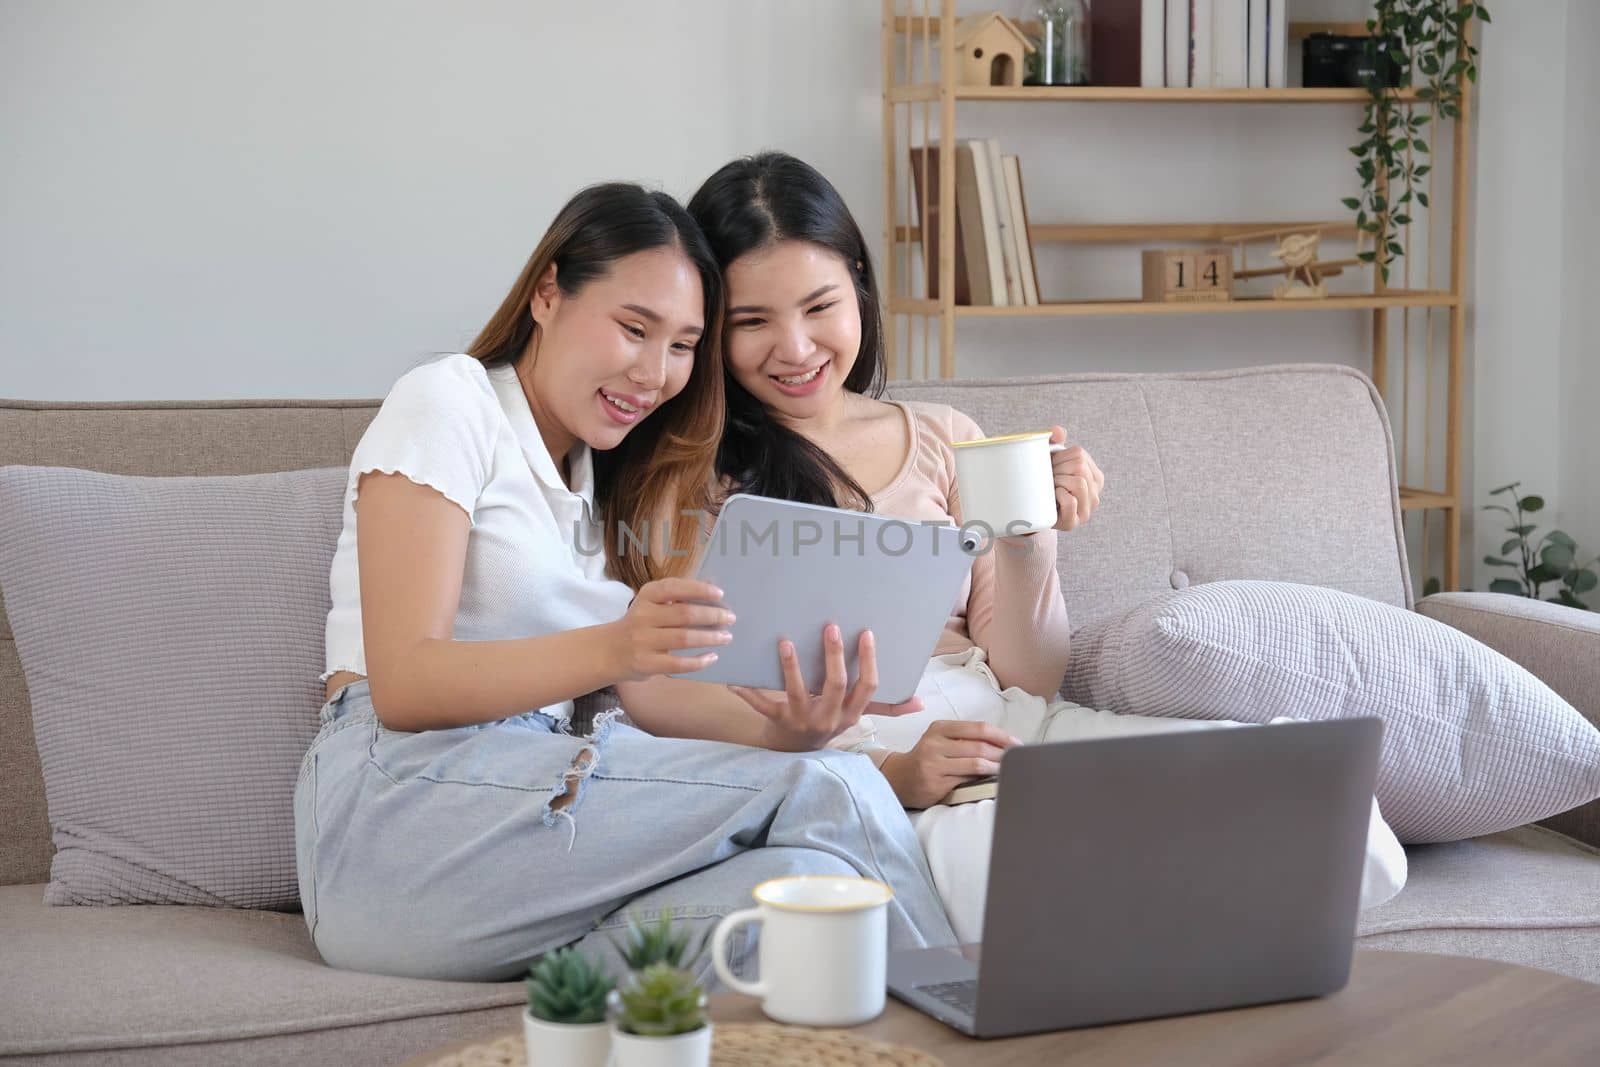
[963,140,1010,306]
[907,145,970,304]
[1090,0,1150,87]
[1140,0,1165,87]
[1267,0,1288,88]
[1190,0,1214,89]
[1000,156,1040,306]
[981,138,1025,305]
[1166,0,1189,86]
[1248,0,1268,87]
[951,143,996,305]
[1215,0,1249,88]
[914,141,1040,308]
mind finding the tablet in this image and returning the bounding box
[676,493,975,704]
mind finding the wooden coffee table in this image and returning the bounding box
[402,950,1600,1066]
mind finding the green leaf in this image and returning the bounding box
[1528,563,1563,584]
[1415,164,1431,176]
[1358,250,1377,263]
[1489,578,1525,595]
[1500,538,1521,555]
[1342,197,1361,210]
[1519,495,1545,512]
[1413,139,1430,153]
[1422,576,1441,597]
[1546,530,1578,550]
[1511,524,1535,535]
[1490,482,1519,495]
[1542,544,1576,570]
[1387,240,1404,255]
[1482,556,1518,568]
[1478,8,1491,24]
[1468,67,1477,83]
[1394,214,1413,225]
[1571,570,1598,595]
[1418,192,1430,207]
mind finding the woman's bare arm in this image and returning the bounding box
[357,473,730,732]
[356,472,636,731]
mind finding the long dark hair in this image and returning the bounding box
[687,152,886,511]
[466,183,724,589]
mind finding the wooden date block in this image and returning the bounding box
[1142,248,1234,303]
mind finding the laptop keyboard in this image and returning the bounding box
[916,978,978,1016]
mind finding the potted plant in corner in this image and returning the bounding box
[522,946,615,1067]
[606,962,713,1067]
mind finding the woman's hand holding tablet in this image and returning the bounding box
[605,577,736,680]
[728,624,925,752]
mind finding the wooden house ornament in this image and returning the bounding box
[954,13,1035,88]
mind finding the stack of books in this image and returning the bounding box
[1093,0,1291,89]
[909,140,1040,307]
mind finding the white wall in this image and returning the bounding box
[2,1,1593,595]
[1558,0,1600,584]
[1471,0,1598,594]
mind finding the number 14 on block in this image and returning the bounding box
[1142,249,1234,303]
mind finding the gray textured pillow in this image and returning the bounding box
[0,465,344,908]
[1064,579,1600,844]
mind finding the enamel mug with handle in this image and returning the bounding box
[951,430,1068,540]
[711,876,892,1027]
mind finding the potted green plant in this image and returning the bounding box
[606,962,712,1067]
[1343,1,1491,282]
[522,946,615,1067]
[1478,483,1599,609]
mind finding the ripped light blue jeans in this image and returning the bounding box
[293,682,957,982]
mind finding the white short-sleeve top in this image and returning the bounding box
[323,354,635,723]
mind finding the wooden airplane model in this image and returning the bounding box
[1220,223,1364,300]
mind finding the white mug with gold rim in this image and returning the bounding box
[710,875,892,1027]
[951,430,1067,539]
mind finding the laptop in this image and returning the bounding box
[887,716,1383,1038]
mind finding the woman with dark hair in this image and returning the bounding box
[620,154,1405,943]
[296,181,956,981]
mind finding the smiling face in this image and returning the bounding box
[722,240,862,424]
[525,246,705,460]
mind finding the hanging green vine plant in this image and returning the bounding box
[1343,1,1490,283]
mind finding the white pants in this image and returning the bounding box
[858,648,1407,945]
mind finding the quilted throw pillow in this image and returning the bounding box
[0,465,345,907]
[1063,579,1600,843]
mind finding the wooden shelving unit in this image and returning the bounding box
[882,0,1477,592]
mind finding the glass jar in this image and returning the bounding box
[1024,1,1090,86]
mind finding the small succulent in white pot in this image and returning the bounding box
[607,962,712,1067]
[522,946,615,1067]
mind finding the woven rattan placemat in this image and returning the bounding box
[423,1022,944,1067]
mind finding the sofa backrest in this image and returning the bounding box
[0,362,1411,886]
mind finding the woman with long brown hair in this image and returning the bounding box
[295,182,956,981]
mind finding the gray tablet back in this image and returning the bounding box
[677,494,975,703]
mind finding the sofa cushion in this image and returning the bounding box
[1356,825,1600,985]
[1064,579,1600,843]
[0,466,345,908]
[0,883,524,1064]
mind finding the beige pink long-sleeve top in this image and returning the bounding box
[866,400,1071,697]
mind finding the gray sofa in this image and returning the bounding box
[3,362,1598,1065]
